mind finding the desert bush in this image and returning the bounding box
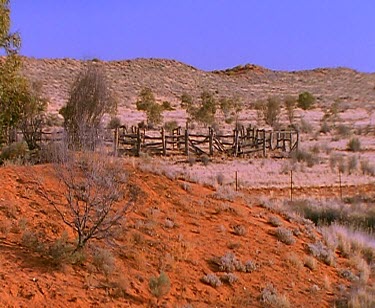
[201,273,222,288]
[219,96,243,125]
[297,91,315,110]
[107,116,121,129]
[320,121,331,134]
[48,231,72,266]
[164,120,178,132]
[307,241,335,266]
[268,215,283,227]
[347,137,361,152]
[244,260,257,273]
[255,97,281,128]
[216,173,225,185]
[298,118,313,134]
[347,156,358,175]
[291,149,317,167]
[220,273,238,285]
[212,186,240,202]
[336,124,351,137]
[21,229,45,253]
[0,141,29,164]
[187,155,196,166]
[136,87,165,127]
[347,285,375,308]
[259,284,290,308]
[285,253,303,269]
[92,247,115,277]
[162,100,173,111]
[339,269,358,282]
[232,224,246,236]
[149,271,171,299]
[329,153,345,173]
[360,159,375,176]
[304,256,317,270]
[275,227,295,245]
[212,252,245,273]
[201,154,210,166]
[59,64,116,149]
[284,96,297,125]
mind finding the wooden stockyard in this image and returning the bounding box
[113,125,299,158]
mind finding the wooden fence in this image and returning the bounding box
[7,124,298,158]
[114,125,299,158]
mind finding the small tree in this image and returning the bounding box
[0,1,32,144]
[193,91,217,126]
[255,97,281,128]
[136,87,164,127]
[45,151,138,251]
[219,96,243,125]
[297,91,315,110]
[18,81,47,150]
[284,96,297,125]
[59,64,116,149]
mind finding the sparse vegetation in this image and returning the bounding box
[347,137,361,152]
[136,87,164,127]
[259,284,290,308]
[297,91,315,110]
[201,273,222,288]
[59,64,116,149]
[149,271,171,299]
[43,150,138,251]
[275,227,295,245]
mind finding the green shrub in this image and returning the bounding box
[164,120,178,132]
[297,91,315,110]
[48,231,72,267]
[149,271,171,299]
[0,141,29,164]
[347,137,361,152]
[107,116,121,129]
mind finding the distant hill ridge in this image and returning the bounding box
[19,56,375,112]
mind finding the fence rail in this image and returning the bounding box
[7,124,299,158]
[115,125,299,158]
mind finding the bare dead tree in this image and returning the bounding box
[41,150,138,251]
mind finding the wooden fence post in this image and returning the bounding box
[161,127,166,156]
[262,129,266,157]
[185,128,189,156]
[290,170,293,202]
[136,127,141,156]
[234,128,239,157]
[113,127,119,156]
[235,171,238,191]
[209,127,214,156]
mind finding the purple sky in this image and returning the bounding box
[10,0,375,72]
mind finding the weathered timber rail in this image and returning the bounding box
[9,124,298,158]
[114,125,299,157]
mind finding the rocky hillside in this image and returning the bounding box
[20,57,375,113]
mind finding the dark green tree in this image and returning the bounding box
[297,91,315,110]
[136,87,164,127]
[0,0,24,143]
